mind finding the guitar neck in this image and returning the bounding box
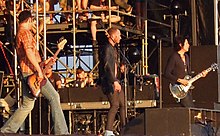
[42,49,61,75]
[53,48,61,60]
[188,67,212,84]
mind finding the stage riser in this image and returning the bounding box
[121,108,220,136]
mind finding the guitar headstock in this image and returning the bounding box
[57,37,67,50]
[211,63,218,71]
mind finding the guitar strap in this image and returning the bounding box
[185,53,190,74]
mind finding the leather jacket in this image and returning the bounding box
[99,42,119,94]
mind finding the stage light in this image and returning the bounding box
[127,47,141,64]
[170,0,182,15]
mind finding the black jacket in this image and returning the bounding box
[164,52,190,84]
[99,42,118,94]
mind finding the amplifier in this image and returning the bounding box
[61,100,157,110]
[58,85,156,103]
[58,86,108,103]
[122,107,220,135]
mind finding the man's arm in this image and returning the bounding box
[56,80,62,89]
[104,46,121,92]
[25,48,43,80]
[104,46,117,83]
[90,5,103,10]
[109,6,118,10]
[164,55,178,83]
[54,73,62,89]
[165,54,189,86]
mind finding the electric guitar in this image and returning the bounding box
[169,63,218,100]
[27,38,67,97]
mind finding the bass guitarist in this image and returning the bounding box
[0,10,69,135]
[164,36,207,107]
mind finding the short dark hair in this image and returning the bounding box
[76,67,84,75]
[18,10,32,23]
[174,35,190,51]
[107,27,118,36]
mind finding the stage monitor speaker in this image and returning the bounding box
[190,46,218,108]
[121,113,145,135]
[121,108,220,136]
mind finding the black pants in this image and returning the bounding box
[106,90,126,131]
[180,92,195,108]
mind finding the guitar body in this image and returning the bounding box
[168,63,218,100]
[27,73,41,97]
[27,73,47,97]
[169,83,192,100]
[27,38,67,97]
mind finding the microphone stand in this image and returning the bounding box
[2,44,15,57]
[116,44,137,121]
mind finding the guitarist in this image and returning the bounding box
[0,10,69,135]
[164,36,207,107]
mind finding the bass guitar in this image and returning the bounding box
[169,63,218,100]
[28,38,67,97]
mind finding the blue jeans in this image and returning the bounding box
[1,74,69,135]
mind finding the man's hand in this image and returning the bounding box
[201,70,208,77]
[45,57,56,66]
[113,81,121,92]
[37,70,44,83]
[177,78,189,86]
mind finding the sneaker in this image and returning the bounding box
[104,130,115,136]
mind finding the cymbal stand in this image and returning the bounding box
[116,45,134,121]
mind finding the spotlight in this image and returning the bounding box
[127,47,141,64]
[170,0,182,15]
[5,41,10,45]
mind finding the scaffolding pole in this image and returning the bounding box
[191,0,197,46]
[214,0,220,102]
[142,20,148,75]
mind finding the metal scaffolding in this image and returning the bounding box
[8,0,155,134]
[214,0,220,102]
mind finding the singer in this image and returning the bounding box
[98,27,126,136]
